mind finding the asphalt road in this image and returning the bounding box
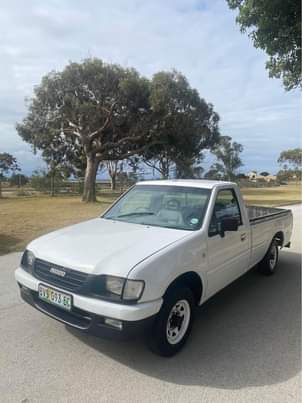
[0,205,301,403]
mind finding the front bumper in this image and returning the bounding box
[15,267,162,339]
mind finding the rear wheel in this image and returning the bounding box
[258,239,279,275]
[147,287,194,357]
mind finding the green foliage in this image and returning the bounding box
[17,59,148,163]
[276,169,300,182]
[192,165,205,179]
[207,136,243,180]
[16,58,154,202]
[277,148,302,181]
[227,0,301,90]
[17,59,222,200]
[9,174,29,187]
[260,171,270,177]
[0,153,20,197]
[204,163,225,180]
[174,157,205,179]
[144,70,220,178]
[278,148,302,169]
[0,153,19,178]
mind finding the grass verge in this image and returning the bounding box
[241,183,302,206]
[0,194,117,255]
[0,184,301,255]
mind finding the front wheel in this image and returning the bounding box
[147,287,194,357]
[258,239,279,275]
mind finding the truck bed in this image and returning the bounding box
[246,205,291,224]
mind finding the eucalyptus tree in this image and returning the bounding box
[17,59,156,202]
[0,153,20,197]
[227,0,301,90]
[143,71,220,178]
[278,148,302,172]
[208,135,243,180]
[105,160,124,190]
[278,148,302,181]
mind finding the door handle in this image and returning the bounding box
[241,233,246,241]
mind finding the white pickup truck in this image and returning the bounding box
[15,180,293,356]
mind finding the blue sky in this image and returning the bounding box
[0,0,301,176]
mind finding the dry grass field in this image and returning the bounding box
[0,183,301,255]
[0,193,118,255]
[241,183,302,206]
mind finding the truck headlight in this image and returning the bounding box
[21,250,35,271]
[101,275,145,302]
[105,276,124,296]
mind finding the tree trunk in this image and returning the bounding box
[110,174,116,191]
[159,158,169,179]
[106,160,119,191]
[50,173,55,197]
[0,180,2,198]
[82,155,98,202]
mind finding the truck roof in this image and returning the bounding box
[136,179,236,189]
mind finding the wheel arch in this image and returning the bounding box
[164,271,203,306]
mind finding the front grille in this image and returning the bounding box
[33,258,89,291]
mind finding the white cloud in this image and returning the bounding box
[0,0,300,174]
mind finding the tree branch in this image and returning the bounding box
[144,159,163,175]
[94,132,162,154]
[89,102,117,141]
[100,141,164,161]
[66,120,82,138]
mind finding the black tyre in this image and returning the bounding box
[147,287,194,357]
[258,239,279,275]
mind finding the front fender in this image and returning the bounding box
[127,231,208,304]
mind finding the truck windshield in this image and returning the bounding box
[103,185,211,231]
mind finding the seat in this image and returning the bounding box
[157,208,183,226]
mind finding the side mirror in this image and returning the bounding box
[220,217,238,237]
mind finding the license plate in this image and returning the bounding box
[38,284,72,311]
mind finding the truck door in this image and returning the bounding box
[206,188,250,298]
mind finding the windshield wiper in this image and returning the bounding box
[116,212,155,218]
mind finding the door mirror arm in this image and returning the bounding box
[217,222,225,238]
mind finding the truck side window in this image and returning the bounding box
[208,189,242,236]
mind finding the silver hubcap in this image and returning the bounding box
[269,244,277,270]
[166,299,191,345]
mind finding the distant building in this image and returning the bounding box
[247,171,277,183]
